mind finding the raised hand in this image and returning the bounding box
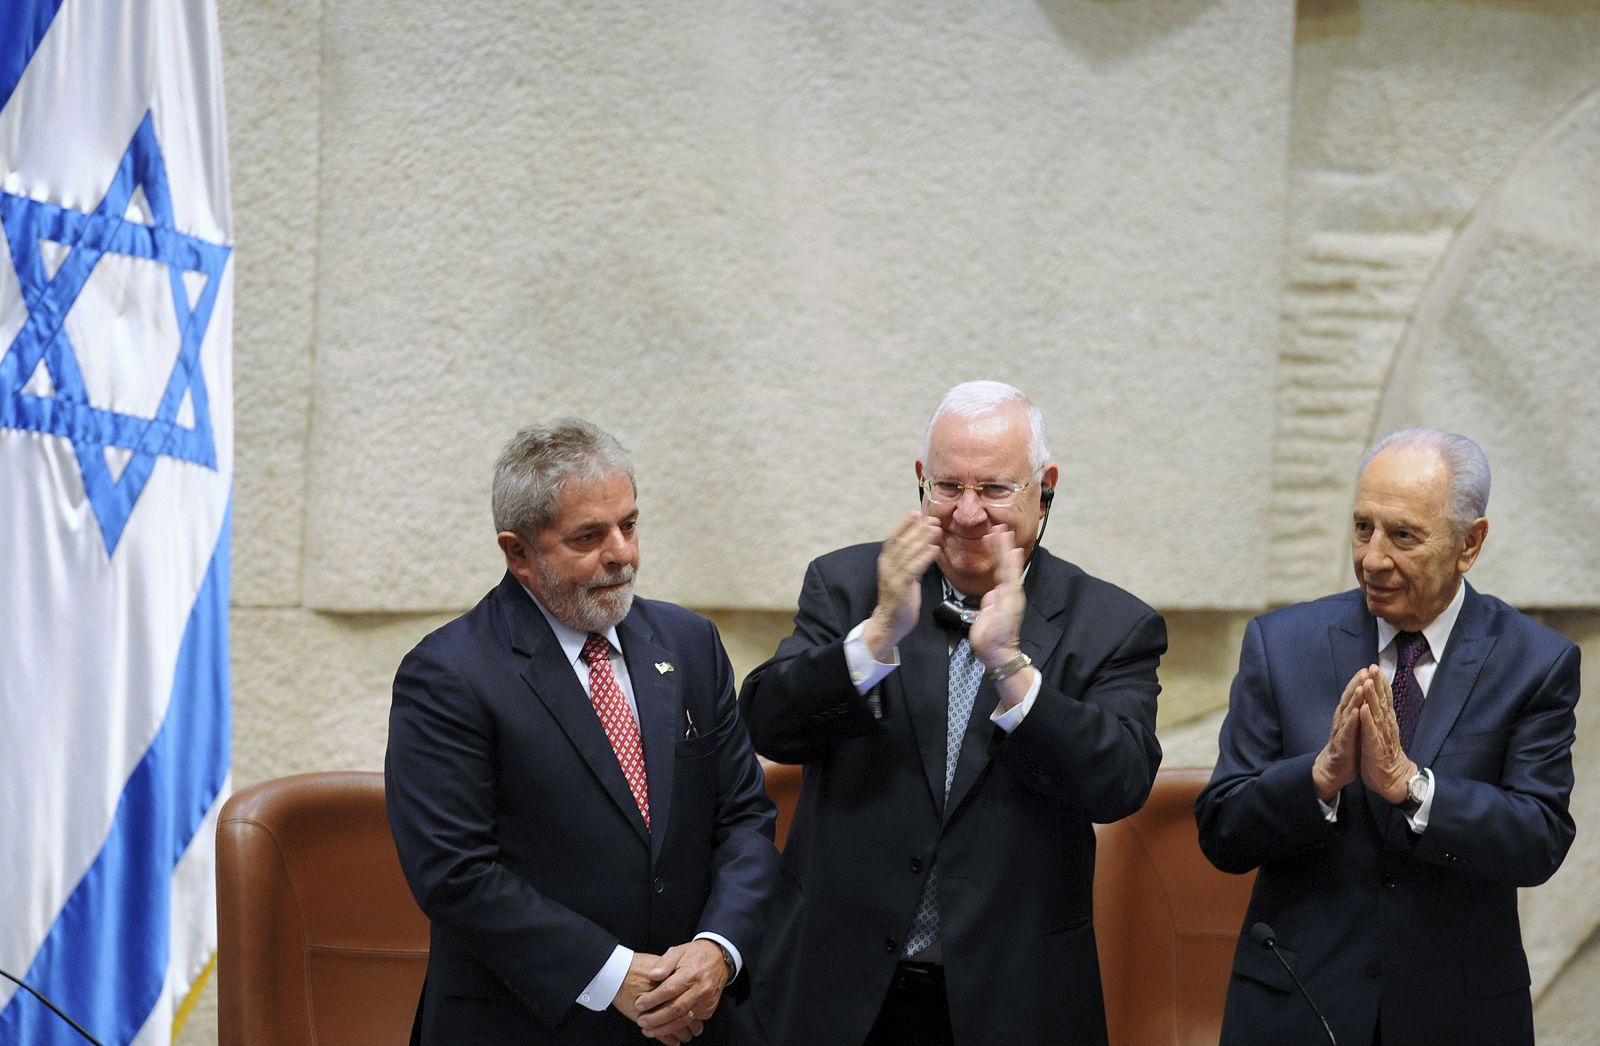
[1359,670,1417,804]
[1313,666,1372,803]
[968,527,1025,671]
[862,512,942,661]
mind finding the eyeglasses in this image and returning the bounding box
[920,472,1039,507]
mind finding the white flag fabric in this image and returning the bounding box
[0,1,233,1044]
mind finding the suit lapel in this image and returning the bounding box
[944,551,1067,820]
[619,610,679,863]
[899,569,953,814]
[502,579,651,848]
[1409,584,1494,768]
[1326,600,1378,711]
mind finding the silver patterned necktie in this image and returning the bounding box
[903,637,985,956]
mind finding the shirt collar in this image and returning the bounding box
[1375,580,1466,661]
[939,559,1034,604]
[516,580,622,666]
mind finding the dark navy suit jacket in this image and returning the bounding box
[386,573,778,1045]
[738,543,1165,1046]
[1196,584,1580,1046]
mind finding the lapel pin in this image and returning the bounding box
[655,661,674,675]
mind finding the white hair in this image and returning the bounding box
[1359,427,1490,535]
[922,380,1050,472]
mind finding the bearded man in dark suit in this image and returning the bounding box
[386,418,778,1045]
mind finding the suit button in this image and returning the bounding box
[1365,961,1381,978]
[910,858,924,873]
[884,938,897,954]
[1382,875,1397,889]
[653,878,665,894]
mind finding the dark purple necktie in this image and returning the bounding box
[1392,631,1428,749]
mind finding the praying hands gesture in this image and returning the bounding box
[1313,665,1418,805]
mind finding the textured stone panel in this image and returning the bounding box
[1372,85,1600,605]
[230,606,453,787]
[297,0,1292,613]
[1274,2,1600,603]
[218,0,321,606]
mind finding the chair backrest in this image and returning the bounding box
[760,759,803,850]
[216,771,429,1046]
[1093,766,1255,1046]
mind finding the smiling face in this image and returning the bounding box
[915,403,1056,597]
[1351,444,1486,632]
[499,470,640,632]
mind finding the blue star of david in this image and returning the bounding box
[0,111,230,555]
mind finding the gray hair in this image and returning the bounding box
[1359,427,1490,535]
[492,418,635,536]
[922,380,1051,472]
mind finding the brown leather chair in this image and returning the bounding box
[759,759,803,850]
[1093,766,1255,1046]
[216,771,429,1046]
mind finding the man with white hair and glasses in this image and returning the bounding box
[739,380,1167,1046]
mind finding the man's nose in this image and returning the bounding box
[951,489,989,527]
[602,528,635,564]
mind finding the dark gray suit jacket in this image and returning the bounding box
[739,543,1165,1046]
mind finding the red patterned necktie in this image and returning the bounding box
[581,633,650,829]
[1392,631,1428,749]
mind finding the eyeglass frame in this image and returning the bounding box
[918,466,1046,508]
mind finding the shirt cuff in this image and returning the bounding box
[577,945,633,1011]
[988,671,1043,733]
[1405,767,1435,833]
[844,619,899,694]
[1318,791,1341,823]
[693,931,743,979]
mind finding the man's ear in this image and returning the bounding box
[498,531,535,586]
[1456,517,1488,574]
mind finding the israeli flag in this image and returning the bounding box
[0,1,233,1043]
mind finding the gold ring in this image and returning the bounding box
[686,1009,696,1020]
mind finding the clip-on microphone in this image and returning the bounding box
[932,593,980,634]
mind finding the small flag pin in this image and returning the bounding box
[655,661,675,675]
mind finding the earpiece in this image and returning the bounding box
[1040,484,1055,509]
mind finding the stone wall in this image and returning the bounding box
[186,1,1600,1041]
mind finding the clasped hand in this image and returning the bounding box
[1312,665,1417,806]
[614,940,730,1043]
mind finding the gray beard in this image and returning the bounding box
[536,558,636,633]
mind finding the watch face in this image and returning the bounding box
[1409,773,1428,804]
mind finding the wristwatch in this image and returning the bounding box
[985,650,1032,684]
[1396,768,1428,817]
[714,941,737,982]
